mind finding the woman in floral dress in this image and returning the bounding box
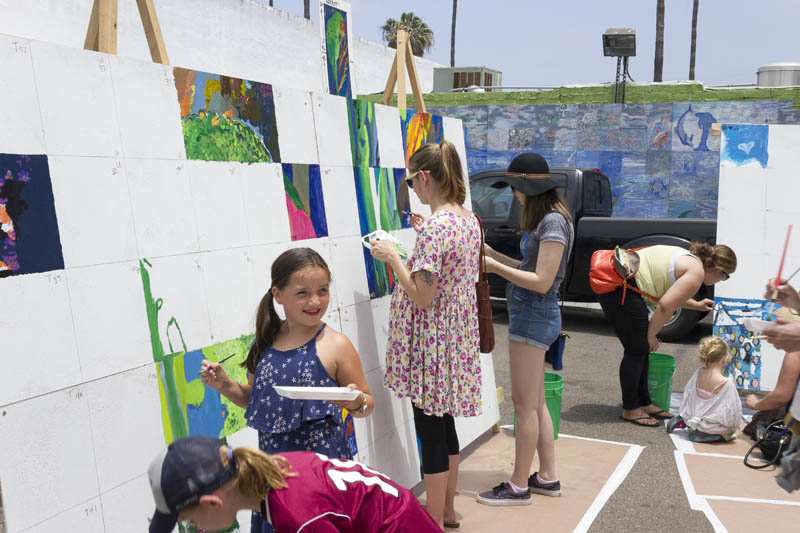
[370,140,482,529]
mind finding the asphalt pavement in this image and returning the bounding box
[490,305,716,533]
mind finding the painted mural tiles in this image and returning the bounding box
[323,3,352,99]
[282,164,328,241]
[350,99,380,168]
[0,154,63,278]
[174,68,281,163]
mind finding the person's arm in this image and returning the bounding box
[647,268,704,351]
[765,280,800,313]
[764,321,800,352]
[484,244,521,268]
[329,333,374,418]
[682,297,714,312]
[485,241,565,294]
[746,352,800,411]
[200,361,253,408]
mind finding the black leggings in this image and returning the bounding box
[597,286,653,410]
[413,406,460,474]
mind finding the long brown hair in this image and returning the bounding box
[519,189,572,232]
[223,446,297,498]
[408,140,466,205]
[244,248,331,373]
[688,242,737,275]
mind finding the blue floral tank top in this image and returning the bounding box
[245,324,341,434]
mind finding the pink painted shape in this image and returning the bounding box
[285,193,317,240]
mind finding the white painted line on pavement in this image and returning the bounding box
[683,451,745,460]
[701,495,800,507]
[669,432,697,453]
[573,443,645,533]
[560,432,640,448]
[673,451,727,532]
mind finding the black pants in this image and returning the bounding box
[413,406,460,474]
[597,286,653,410]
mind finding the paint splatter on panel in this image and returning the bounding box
[721,124,769,168]
[282,164,328,241]
[174,68,281,163]
[323,3,352,98]
[0,154,63,278]
[712,297,780,391]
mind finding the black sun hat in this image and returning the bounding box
[491,152,562,196]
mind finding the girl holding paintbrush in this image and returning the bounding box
[200,247,374,533]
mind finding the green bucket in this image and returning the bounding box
[513,372,564,440]
[648,352,676,411]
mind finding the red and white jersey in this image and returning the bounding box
[265,452,439,533]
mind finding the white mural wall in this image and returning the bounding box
[715,124,800,391]
[0,7,498,532]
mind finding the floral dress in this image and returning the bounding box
[384,211,483,417]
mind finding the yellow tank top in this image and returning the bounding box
[633,245,696,303]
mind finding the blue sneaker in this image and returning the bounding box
[476,482,532,506]
[528,472,561,496]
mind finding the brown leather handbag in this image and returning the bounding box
[475,216,495,353]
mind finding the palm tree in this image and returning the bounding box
[689,0,699,80]
[381,12,434,57]
[450,0,458,67]
[303,0,309,19]
[653,0,665,82]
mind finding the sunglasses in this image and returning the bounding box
[717,268,730,281]
[405,170,423,189]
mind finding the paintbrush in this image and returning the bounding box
[769,224,793,299]
[217,352,237,364]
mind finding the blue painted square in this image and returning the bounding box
[721,124,769,168]
[599,151,623,180]
[575,150,601,169]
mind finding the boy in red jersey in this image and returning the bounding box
[148,436,440,532]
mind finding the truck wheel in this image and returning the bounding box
[658,308,702,342]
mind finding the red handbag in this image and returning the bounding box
[475,216,495,353]
[589,247,658,304]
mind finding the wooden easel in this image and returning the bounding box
[84,0,169,64]
[381,29,426,114]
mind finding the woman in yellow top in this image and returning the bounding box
[597,242,737,426]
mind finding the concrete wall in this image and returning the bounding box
[0,0,441,95]
[432,101,800,219]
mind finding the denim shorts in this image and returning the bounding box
[506,284,562,350]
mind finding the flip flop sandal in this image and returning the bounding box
[620,415,659,427]
[444,521,461,529]
[646,410,673,420]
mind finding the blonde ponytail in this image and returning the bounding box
[225,447,297,499]
[697,336,730,367]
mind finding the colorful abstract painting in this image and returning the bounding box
[282,164,328,241]
[350,99,380,168]
[353,166,393,298]
[712,297,780,391]
[721,124,769,168]
[139,259,252,444]
[374,168,411,231]
[174,67,281,163]
[322,3,352,98]
[401,111,444,163]
[0,154,63,278]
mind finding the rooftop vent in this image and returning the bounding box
[757,63,800,87]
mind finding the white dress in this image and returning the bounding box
[678,368,743,439]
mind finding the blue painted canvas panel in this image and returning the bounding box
[721,124,769,168]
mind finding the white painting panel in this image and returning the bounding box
[240,162,291,245]
[0,35,45,153]
[67,261,152,381]
[716,164,767,256]
[339,301,381,373]
[273,87,319,164]
[330,236,370,308]
[765,166,800,215]
[23,499,105,533]
[188,161,249,251]
[765,210,800,259]
[100,475,154,533]
[0,386,98,532]
[320,166,361,238]
[128,158,200,258]
[371,296,391,372]
[145,254,213,353]
[250,242,291,297]
[443,115,472,208]
[30,41,121,157]
[374,103,405,168]
[110,56,186,160]
[368,420,422,489]
[312,94,353,166]
[0,271,79,405]
[765,124,800,171]
[199,248,258,341]
[49,156,138,267]
[85,366,163,493]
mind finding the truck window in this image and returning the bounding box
[471,178,515,219]
[582,171,613,217]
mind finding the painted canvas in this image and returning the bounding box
[322,3,352,98]
[353,166,393,298]
[401,111,444,163]
[721,124,769,168]
[374,167,411,231]
[350,99,379,167]
[711,297,782,391]
[282,163,328,241]
[0,154,63,278]
[174,67,281,163]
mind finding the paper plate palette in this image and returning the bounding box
[273,385,360,401]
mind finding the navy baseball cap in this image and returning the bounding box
[148,436,238,533]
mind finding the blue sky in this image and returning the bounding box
[277,0,800,87]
